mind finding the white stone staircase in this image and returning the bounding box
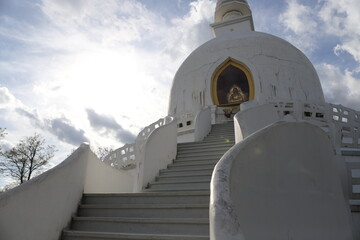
[62,122,235,240]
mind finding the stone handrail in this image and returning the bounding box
[269,100,328,126]
[234,100,330,142]
[194,107,212,141]
[138,118,167,140]
[262,101,360,150]
[235,100,360,202]
[103,143,136,170]
[103,116,174,171]
[211,122,353,240]
[176,107,212,142]
[177,112,195,134]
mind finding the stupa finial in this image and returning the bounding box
[215,0,252,23]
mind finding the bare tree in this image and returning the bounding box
[96,146,114,161]
[0,133,57,184]
[0,182,17,193]
[0,128,6,152]
[0,128,5,138]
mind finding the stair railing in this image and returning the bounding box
[103,117,172,170]
[234,100,330,142]
[211,122,353,240]
[329,103,360,150]
[103,143,136,170]
[103,116,177,191]
[176,107,211,142]
[235,100,360,202]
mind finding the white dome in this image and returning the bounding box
[168,31,325,115]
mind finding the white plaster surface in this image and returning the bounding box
[177,107,211,143]
[194,107,212,142]
[140,116,177,189]
[210,122,354,240]
[168,31,325,120]
[0,144,90,240]
[84,149,136,193]
[215,0,251,23]
[234,103,280,141]
[0,116,178,240]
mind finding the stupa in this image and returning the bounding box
[0,0,359,239]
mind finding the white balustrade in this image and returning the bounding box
[177,112,195,133]
[103,143,136,170]
[176,108,212,142]
[103,116,174,171]
[330,104,360,149]
[262,101,360,200]
[269,100,328,125]
[267,101,360,149]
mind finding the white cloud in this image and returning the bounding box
[0,86,21,108]
[278,0,319,52]
[0,0,217,161]
[316,63,360,110]
[279,0,318,35]
[277,0,360,109]
[163,0,215,62]
[318,0,360,62]
[39,0,164,48]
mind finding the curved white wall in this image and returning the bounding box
[0,144,90,240]
[0,116,179,240]
[194,107,212,142]
[84,149,137,193]
[210,122,354,240]
[140,117,177,189]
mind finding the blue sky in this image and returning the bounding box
[0,0,359,188]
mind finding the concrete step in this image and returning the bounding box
[207,132,234,135]
[208,130,234,136]
[159,168,213,176]
[173,159,218,165]
[62,230,210,240]
[167,163,216,171]
[177,147,230,154]
[178,142,233,148]
[175,155,223,162]
[144,187,210,192]
[178,140,233,145]
[207,131,234,134]
[82,191,210,205]
[71,217,209,235]
[177,151,226,158]
[178,141,233,148]
[206,131,234,135]
[203,136,234,140]
[173,158,222,165]
[61,123,237,240]
[179,139,235,147]
[149,180,210,190]
[156,173,212,183]
[78,204,209,218]
[199,139,235,144]
[210,127,234,130]
[211,125,234,129]
[168,158,218,169]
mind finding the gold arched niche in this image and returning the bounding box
[211,58,254,107]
